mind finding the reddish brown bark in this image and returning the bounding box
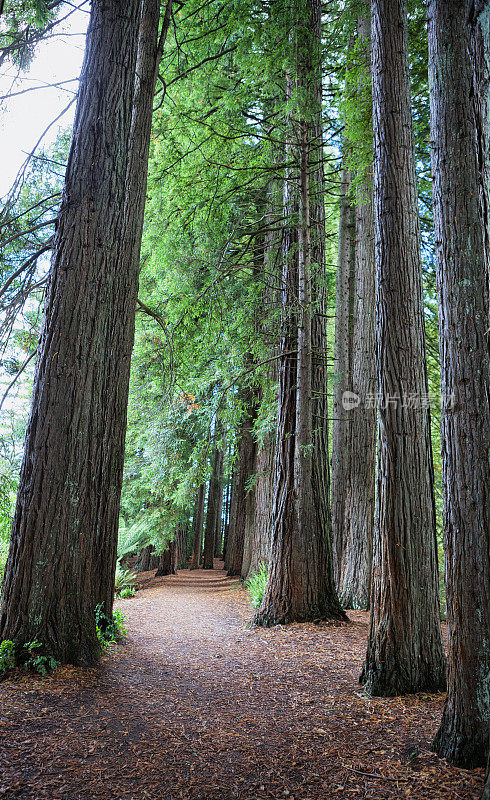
[428,0,490,768]
[155,540,177,577]
[202,440,224,570]
[190,483,206,569]
[360,0,445,695]
[254,0,345,626]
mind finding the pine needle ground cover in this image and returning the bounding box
[0,566,484,799]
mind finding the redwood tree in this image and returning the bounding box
[331,162,355,585]
[190,482,206,569]
[202,438,224,569]
[360,0,446,695]
[336,8,376,611]
[254,0,346,626]
[428,0,490,768]
[225,386,259,577]
[0,0,169,664]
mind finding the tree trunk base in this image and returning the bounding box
[360,657,446,698]
[433,715,489,769]
[338,588,370,611]
[253,602,348,628]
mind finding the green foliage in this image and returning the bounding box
[0,473,17,585]
[114,562,138,597]
[245,562,269,610]
[95,604,127,648]
[23,640,59,676]
[117,518,152,561]
[117,585,136,600]
[0,640,16,675]
[339,28,373,197]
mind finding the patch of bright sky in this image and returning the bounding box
[0,3,88,421]
[0,2,89,198]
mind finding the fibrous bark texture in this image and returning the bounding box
[254,0,346,626]
[360,0,446,696]
[331,164,355,585]
[336,9,376,611]
[0,0,161,665]
[428,0,490,768]
[244,433,274,581]
[226,387,259,577]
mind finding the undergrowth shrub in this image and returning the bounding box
[95,604,127,649]
[23,640,59,676]
[115,562,138,598]
[1,639,60,678]
[245,562,269,610]
[0,640,15,676]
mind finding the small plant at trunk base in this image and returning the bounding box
[0,640,16,676]
[23,641,59,676]
[246,562,269,610]
[95,604,127,648]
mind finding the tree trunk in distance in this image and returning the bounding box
[175,522,188,569]
[136,545,157,572]
[331,164,355,587]
[240,454,258,580]
[337,8,376,611]
[0,0,163,665]
[190,482,206,569]
[360,0,446,696]
[221,480,231,561]
[214,482,225,558]
[202,441,224,569]
[254,0,346,626]
[155,540,177,576]
[428,0,490,767]
[226,386,259,577]
[223,468,237,572]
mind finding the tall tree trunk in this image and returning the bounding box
[202,440,224,569]
[360,0,446,695]
[155,539,177,576]
[190,482,206,569]
[337,9,376,611]
[331,164,355,585]
[221,479,231,561]
[175,521,188,569]
[428,0,490,768]
[240,458,258,580]
[254,0,346,626]
[214,481,225,558]
[245,433,274,580]
[243,168,282,584]
[0,0,168,665]
[226,386,259,577]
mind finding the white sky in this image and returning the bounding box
[0,3,89,198]
[0,4,88,420]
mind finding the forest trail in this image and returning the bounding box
[0,564,484,800]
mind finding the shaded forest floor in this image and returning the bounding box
[0,563,485,800]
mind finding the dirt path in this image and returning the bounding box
[0,565,484,799]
